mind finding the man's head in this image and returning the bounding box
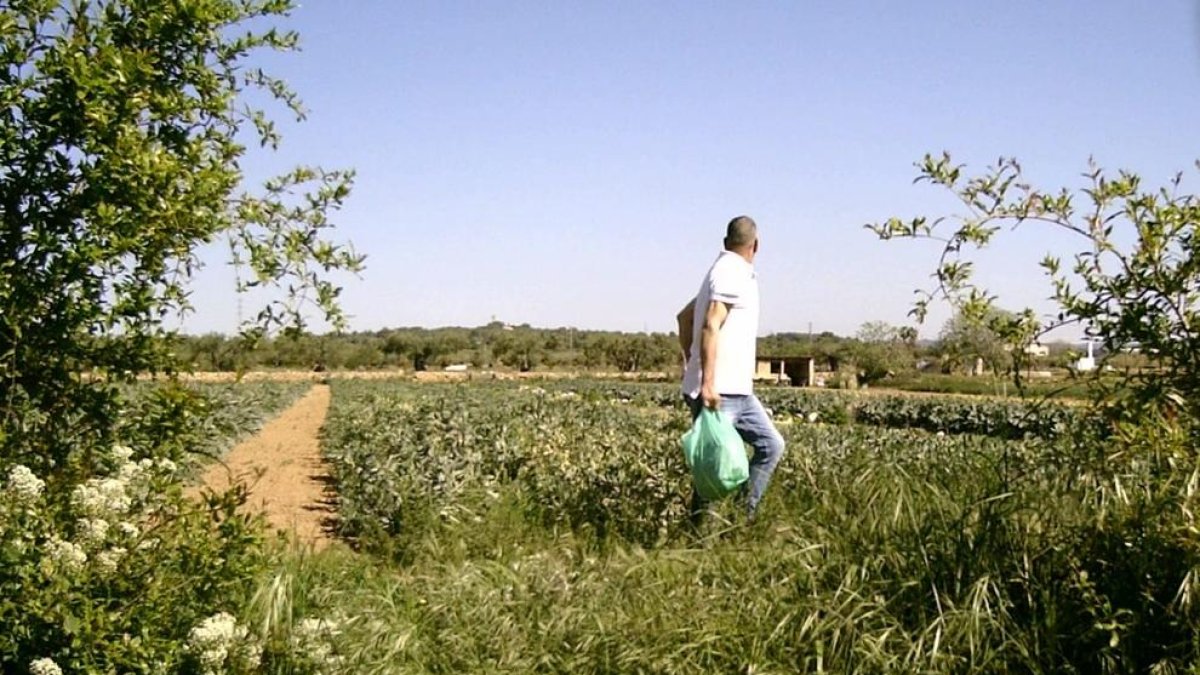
[723,215,758,261]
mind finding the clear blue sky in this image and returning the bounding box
[179,0,1200,339]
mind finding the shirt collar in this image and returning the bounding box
[717,250,755,273]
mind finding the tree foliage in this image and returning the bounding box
[0,0,363,471]
[173,326,685,374]
[0,1,364,668]
[848,321,916,385]
[936,308,1012,375]
[870,153,1200,426]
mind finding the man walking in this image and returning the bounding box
[676,215,785,524]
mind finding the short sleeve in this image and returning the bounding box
[708,259,747,306]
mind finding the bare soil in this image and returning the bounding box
[196,384,336,550]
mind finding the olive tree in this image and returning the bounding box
[0,0,364,472]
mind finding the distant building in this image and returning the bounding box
[755,355,816,386]
[1077,341,1096,372]
[1004,342,1050,357]
[444,364,469,372]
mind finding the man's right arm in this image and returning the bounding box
[699,300,730,408]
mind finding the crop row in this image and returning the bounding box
[321,381,1033,551]
[517,380,1080,440]
[316,380,1200,671]
[117,380,311,466]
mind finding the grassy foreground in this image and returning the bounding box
[230,381,1200,674]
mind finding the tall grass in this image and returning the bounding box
[252,381,1200,673]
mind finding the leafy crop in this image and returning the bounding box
[312,380,1200,673]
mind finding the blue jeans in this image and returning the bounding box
[684,394,786,519]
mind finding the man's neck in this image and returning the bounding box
[725,248,754,264]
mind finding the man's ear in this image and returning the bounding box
[753,238,760,253]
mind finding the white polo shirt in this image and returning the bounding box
[682,250,759,397]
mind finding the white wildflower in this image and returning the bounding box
[29,658,63,675]
[123,464,155,507]
[116,458,153,484]
[111,445,134,463]
[5,465,45,503]
[72,477,131,517]
[45,537,87,572]
[188,612,258,673]
[188,612,239,669]
[807,412,819,423]
[117,521,140,540]
[136,537,160,552]
[76,518,110,547]
[71,481,104,515]
[156,458,178,474]
[116,462,139,483]
[95,547,127,574]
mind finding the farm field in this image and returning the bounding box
[7,1,1200,672]
[203,377,1190,674]
[7,375,1197,672]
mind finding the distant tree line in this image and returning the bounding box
[163,316,1111,380]
[169,322,856,374]
[170,322,684,373]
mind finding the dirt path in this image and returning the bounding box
[197,384,336,550]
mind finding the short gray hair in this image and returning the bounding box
[724,215,757,249]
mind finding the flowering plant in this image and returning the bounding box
[0,442,267,672]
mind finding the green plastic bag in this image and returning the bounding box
[681,408,749,501]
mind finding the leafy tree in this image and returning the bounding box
[849,321,915,384]
[937,309,1013,375]
[582,333,614,369]
[869,153,1200,424]
[382,331,419,365]
[0,1,362,667]
[272,333,323,369]
[856,320,900,344]
[175,332,241,371]
[508,330,545,372]
[609,333,655,372]
[0,0,364,473]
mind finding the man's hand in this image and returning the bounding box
[700,382,721,409]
